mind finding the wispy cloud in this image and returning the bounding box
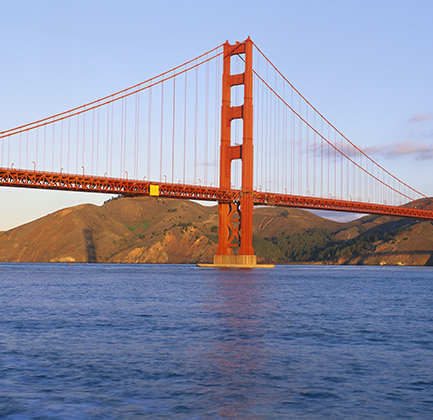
[363,140,433,160]
[409,113,431,123]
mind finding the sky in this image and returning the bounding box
[1,0,432,230]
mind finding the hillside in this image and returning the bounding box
[0,196,432,265]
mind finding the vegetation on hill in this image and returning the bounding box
[254,226,407,263]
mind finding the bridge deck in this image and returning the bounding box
[1,168,433,221]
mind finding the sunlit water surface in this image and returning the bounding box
[0,263,432,419]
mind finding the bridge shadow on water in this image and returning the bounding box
[83,229,97,263]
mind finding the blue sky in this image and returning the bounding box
[1,0,432,230]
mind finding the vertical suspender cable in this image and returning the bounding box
[183,68,187,184]
[320,118,323,198]
[204,60,209,186]
[26,130,29,169]
[327,125,330,197]
[261,77,264,189]
[298,97,302,195]
[92,109,95,174]
[341,135,343,198]
[136,92,140,180]
[306,105,309,195]
[97,106,100,176]
[83,112,86,174]
[352,146,355,200]
[19,133,22,169]
[148,87,152,181]
[76,115,79,173]
[194,63,198,185]
[123,97,127,178]
[172,74,176,183]
[120,98,124,177]
[347,140,350,199]
[291,89,294,194]
[134,94,137,178]
[106,104,109,175]
[334,131,336,198]
[160,81,164,182]
[313,111,316,197]
[110,102,114,176]
[60,120,63,172]
[68,117,70,173]
[52,123,55,172]
[283,82,286,191]
[274,71,277,192]
[43,125,46,171]
[265,63,268,190]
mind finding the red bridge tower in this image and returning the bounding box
[208,37,272,268]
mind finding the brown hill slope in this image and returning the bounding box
[0,196,432,265]
[0,197,219,263]
[0,197,340,264]
[334,214,433,266]
[253,207,343,237]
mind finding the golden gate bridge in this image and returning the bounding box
[1,37,432,267]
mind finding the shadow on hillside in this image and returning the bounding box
[425,253,433,266]
[83,229,97,263]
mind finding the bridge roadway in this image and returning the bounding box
[1,167,433,221]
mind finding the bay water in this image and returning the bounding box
[0,263,432,419]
